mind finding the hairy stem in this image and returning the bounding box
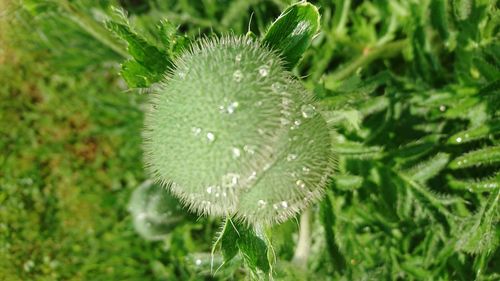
[292,209,311,268]
[329,39,408,82]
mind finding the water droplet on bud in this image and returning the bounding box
[233,70,243,82]
[258,65,269,77]
[243,145,256,154]
[301,104,316,118]
[192,127,201,136]
[296,179,306,189]
[206,132,215,142]
[232,147,241,158]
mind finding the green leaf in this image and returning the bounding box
[236,225,270,274]
[262,1,320,69]
[448,121,500,145]
[448,174,499,193]
[405,153,450,184]
[453,0,473,21]
[430,0,449,41]
[449,145,500,169]
[319,191,345,270]
[332,139,384,159]
[105,20,172,88]
[219,219,239,262]
[215,219,271,275]
[334,174,363,191]
[120,60,159,88]
[456,189,499,254]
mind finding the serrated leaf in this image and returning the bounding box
[405,153,450,184]
[334,174,363,191]
[215,219,271,274]
[453,0,472,21]
[332,139,383,159]
[456,190,499,254]
[105,20,172,88]
[219,219,239,262]
[236,225,270,274]
[448,121,500,145]
[447,174,499,192]
[449,145,500,169]
[120,59,159,88]
[263,1,320,69]
[319,191,345,270]
[473,56,500,82]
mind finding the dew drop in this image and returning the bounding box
[296,179,306,189]
[263,163,271,171]
[280,118,290,125]
[301,104,316,118]
[192,127,201,136]
[439,105,446,112]
[222,173,240,188]
[271,82,283,93]
[287,154,297,161]
[195,259,202,266]
[291,120,301,130]
[273,204,279,210]
[233,70,243,82]
[206,132,215,142]
[281,201,288,208]
[257,199,267,208]
[227,101,239,114]
[178,71,186,79]
[456,137,462,143]
[247,171,257,181]
[206,186,213,194]
[302,166,310,174]
[232,147,241,158]
[243,145,256,154]
[258,65,269,77]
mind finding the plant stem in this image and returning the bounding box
[59,0,128,58]
[292,209,311,268]
[328,39,408,82]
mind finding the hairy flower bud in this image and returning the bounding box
[144,36,333,225]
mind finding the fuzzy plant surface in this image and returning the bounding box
[144,36,332,226]
[128,180,187,241]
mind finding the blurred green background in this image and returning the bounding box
[1,0,499,280]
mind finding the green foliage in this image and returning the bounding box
[262,1,320,69]
[215,219,272,277]
[2,0,499,280]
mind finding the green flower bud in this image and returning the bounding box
[144,36,333,226]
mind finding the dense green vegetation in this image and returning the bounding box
[1,0,498,280]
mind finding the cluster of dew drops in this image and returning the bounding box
[187,52,319,212]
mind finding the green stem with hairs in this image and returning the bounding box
[292,209,311,268]
[328,39,408,82]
